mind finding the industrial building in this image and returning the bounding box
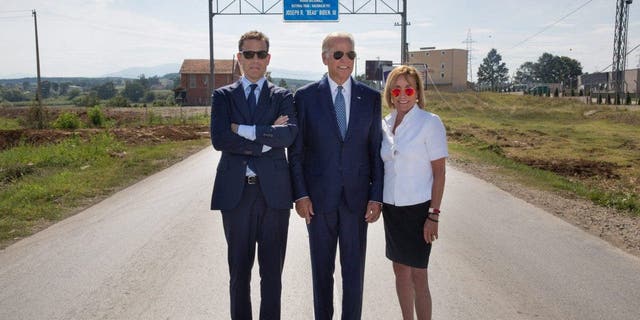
[407,48,468,92]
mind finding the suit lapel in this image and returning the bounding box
[319,76,344,141]
[230,81,252,122]
[346,78,363,141]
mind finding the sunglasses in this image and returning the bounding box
[332,51,357,60]
[241,50,269,59]
[391,87,416,97]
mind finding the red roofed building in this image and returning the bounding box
[178,59,241,105]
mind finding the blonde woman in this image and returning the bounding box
[380,65,448,320]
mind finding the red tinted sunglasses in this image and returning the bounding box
[391,87,416,97]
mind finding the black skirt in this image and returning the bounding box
[382,201,432,269]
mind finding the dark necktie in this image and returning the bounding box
[246,83,258,174]
[247,83,258,113]
[335,85,347,138]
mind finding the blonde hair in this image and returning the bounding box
[382,65,426,109]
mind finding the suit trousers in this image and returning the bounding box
[221,182,291,320]
[307,195,368,320]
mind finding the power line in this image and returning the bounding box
[509,0,595,50]
[599,43,640,72]
[0,9,32,13]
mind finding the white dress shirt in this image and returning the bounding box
[380,105,448,206]
[327,76,351,125]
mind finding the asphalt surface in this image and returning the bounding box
[1,147,639,319]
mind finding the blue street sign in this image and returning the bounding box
[283,0,339,22]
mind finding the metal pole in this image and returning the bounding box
[209,0,215,105]
[32,9,44,128]
[400,0,407,64]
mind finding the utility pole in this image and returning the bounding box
[208,0,215,106]
[394,0,410,64]
[612,0,633,97]
[32,9,44,128]
[462,29,476,82]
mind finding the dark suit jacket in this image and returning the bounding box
[210,80,298,211]
[288,76,383,214]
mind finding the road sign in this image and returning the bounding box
[283,0,339,22]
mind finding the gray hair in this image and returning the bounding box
[321,32,355,57]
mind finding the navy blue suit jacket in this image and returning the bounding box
[288,76,383,214]
[210,80,298,211]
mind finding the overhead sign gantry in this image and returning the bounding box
[207,0,408,99]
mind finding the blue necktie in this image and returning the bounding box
[247,83,258,113]
[335,85,347,139]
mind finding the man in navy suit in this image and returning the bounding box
[211,30,298,320]
[288,32,384,320]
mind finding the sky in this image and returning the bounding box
[1,0,639,80]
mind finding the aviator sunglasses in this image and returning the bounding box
[332,51,357,60]
[241,50,269,59]
[391,87,416,97]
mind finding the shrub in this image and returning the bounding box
[88,105,105,127]
[26,105,50,129]
[68,88,81,100]
[165,95,175,106]
[73,92,100,107]
[107,95,130,108]
[143,91,156,103]
[53,112,81,129]
[0,100,13,108]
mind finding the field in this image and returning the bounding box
[420,91,640,214]
[0,106,210,248]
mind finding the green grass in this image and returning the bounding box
[0,117,21,130]
[407,91,640,216]
[0,133,208,246]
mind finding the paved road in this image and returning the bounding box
[1,147,639,319]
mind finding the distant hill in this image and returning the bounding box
[103,63,181,78]
[270,78,313,90]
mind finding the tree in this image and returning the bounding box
[93,81,117,100]
[1,88,27,102]
[518,53,582,85]
[514,61,537,85]
[68,88,81,100]
[59,82,70,95]
[138,74,150,90]
[278,78,288,89]
[477,49,509,90]
[122,80,145,102]
[143,91,156,103]
[41,80,51,99]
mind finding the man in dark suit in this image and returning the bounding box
[288,32,384,320]
[210,30,298,320]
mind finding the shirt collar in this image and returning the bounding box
[327,76,352,96]
[386,103,420,124]
[241,76,266,91]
